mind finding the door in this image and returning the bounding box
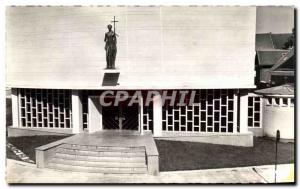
[102,106,119,129]
[122,103,139,130]
[102,103,139,130]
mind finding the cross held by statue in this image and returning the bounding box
[111,16,119,35]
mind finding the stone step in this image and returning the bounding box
[56,147,146,157]
[60,143,145,152]
[49,157,147,168]
[47,162,148,174]
[54,152,146,163]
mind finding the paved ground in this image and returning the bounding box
[6,159,294,184]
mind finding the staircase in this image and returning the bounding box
[46,143,148,174]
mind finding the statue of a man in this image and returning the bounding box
[104,24,117,69]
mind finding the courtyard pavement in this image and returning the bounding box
[6,159,294,184]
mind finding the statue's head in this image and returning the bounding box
[107,24,112,30]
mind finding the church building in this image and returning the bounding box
[7,6,257,147]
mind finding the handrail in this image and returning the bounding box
[60,143,147,150]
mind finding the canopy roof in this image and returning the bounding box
[255,84,294,96]
[256,33,292,51]
[257,50,289,66]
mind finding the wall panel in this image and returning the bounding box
[6,6,256,89]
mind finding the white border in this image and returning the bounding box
[0,1,298,188]
[1,0,299,6]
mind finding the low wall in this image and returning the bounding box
[35,137,73,168]
[248,127,264,137]
[156,132,253,147]
[263,106,294,140]
[6,98,12,127]
[8,127,72,137]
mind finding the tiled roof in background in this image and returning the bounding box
[257,50,289,66]
[256,33,274,50]
[271,33,293,49]
[271,48,294,71]
[255,84,294,95]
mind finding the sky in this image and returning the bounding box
[256,6,294,34]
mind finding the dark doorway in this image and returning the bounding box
[102,102,139,130]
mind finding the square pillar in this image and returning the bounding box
[153,93,162,137]
[239,90,249,133]
[11,88,19,127]
[233,90,238,133]
[147,155,159,175]
[88,96,103,133]
[71,90,83,133]
[35,150,45,168]
[139,95,144,135]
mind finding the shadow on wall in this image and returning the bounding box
[6,98,12,127]
[102,73,120,86]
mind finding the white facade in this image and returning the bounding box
[6,6,258,147]
[6,6,256,89]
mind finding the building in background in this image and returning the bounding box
[255,32,294,88]
[250,9,295,139]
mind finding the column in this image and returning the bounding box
[153,93,162,137]
[71,90,83,133]
[88,96,103,133]
[139,95,144,135]
[11,88,19,127]
[233,90,238,133]
[239,90,249,133]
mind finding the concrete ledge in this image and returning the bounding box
[7,126,73,137]
[143,131,159,175]
[248,127,264,137]
[35,136,74,168]
[156,132,254,147]
[147,155,159,176]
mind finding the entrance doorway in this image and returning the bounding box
[102,102,139,130]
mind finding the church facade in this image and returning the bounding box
[7,6,257,146]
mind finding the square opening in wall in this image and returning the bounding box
[174,122,179,131]
[248,97,253,106]
[248,108,253,116]
[180,106,186,115]
[187,122,192,131]
[282,98,288,106]
[214,122,219,132]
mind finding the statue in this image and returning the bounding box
[104,17,118,69]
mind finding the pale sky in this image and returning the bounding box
[256,6,294,34]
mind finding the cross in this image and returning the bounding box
[115,106,125,130]
[111,16,119,36]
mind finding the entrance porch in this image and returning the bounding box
[87,94,161,135]
[11,89,254,147]
[35,130,159,175]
